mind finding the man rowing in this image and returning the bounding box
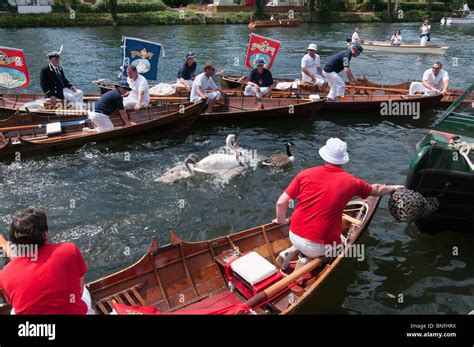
[40,50,83,108]
[89,81,135,132]
[0,208,94,314]
[322,45,363,100]
[273,138,403,270]
[243,57,274,99]
[177,52,197,92]
[190,63,224,113]
[301,43,327,91]
[123,65,150,110]
[408,61,449,96]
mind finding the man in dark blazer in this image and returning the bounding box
[40,51,83,108]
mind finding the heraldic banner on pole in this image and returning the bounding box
[121,37,162,80]
[0,46,30,89]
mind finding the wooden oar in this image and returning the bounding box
[342,213,362,226]
[245,257,323,309]
[0,119,91,133]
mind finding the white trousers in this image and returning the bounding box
[123,94,149,109]
[322,71,345,99]
[88,111,114,132]
[63,87,83,106]
[191,91,221,103]
[244,85,270,98]
[301,73,326,87]
[289,231,326,258]
[11,287,96,315]
[409,82,439,96]
[420,36,428,46]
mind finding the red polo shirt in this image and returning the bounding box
[0,242,87,314]
[285,164,372,244]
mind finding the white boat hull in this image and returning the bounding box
[445,17,474,24]
[357,41,448,55]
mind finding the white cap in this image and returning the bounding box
[307,43,318,51]
[319,138,349,165]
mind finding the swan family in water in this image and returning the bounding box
[155,134,295,184]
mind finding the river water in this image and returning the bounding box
[0,22,473,314]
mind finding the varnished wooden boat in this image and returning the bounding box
[0,101,205,160]
[248,18,300,30]
[83,196,380,315]
[199,95,325,122]
[321,93,443,113]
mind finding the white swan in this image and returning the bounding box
[193,134,245,175]
[155,154,198,184]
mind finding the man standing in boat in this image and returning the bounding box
[40,50,84,109]
[273,138,403,270]
[177,52,197,92]
[243,57,274,100]
[123,65,150,110]
[89,81,136,132]
[351,28,363,44]
[322,45,363,100]
[420,20,431,46]
[408,61,449,96]
[191,63,224,113]
[0,208,94,314]
[301,43,327,92]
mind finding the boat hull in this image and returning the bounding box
[0,102,205,161]
[359,41,448,55]
[82,196,380,315]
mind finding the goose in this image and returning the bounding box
[193,134,245,175]
[155,154,198,184]
[262,142,295,167]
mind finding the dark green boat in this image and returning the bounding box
[406,84,474,232]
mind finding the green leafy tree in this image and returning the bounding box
[253,0,267,19]
[108,0,118,22]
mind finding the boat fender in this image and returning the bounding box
[388,188,440,223]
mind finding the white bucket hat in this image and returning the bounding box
[319,138,349,165]
[307,43,318,51]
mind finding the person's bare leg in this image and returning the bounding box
[206,99,216,113]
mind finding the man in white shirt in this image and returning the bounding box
[351,28,362,44]
[301,43,327,91]
[190,63,223,113]
[409,62,449,96]
[124,65,150,110]
[462,3,470,12]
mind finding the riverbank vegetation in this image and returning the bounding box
[0,0,464,28]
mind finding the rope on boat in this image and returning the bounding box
[449,138,474,170]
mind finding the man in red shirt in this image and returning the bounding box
[0,208,93,314]
[274,138,402,270]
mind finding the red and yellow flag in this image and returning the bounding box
[0,46,30,89]
[244,33,281,71]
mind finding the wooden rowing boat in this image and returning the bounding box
[0,101,205,161]
[357,41,449,55]
[248,18,300,30]
[321,93,443,113]
[199,95,325,122]
[82,196,380,315]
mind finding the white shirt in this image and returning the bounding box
[420,24,431,34]
[391,35,402,44]
[351,32,361,44]
[127,74,150,105]
[422,68,449,91]
[301,53,321,81]
[463,4,470,11]
[190,72,218,101]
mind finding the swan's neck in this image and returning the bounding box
[185,161,194,175]
[286,144,292,157]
